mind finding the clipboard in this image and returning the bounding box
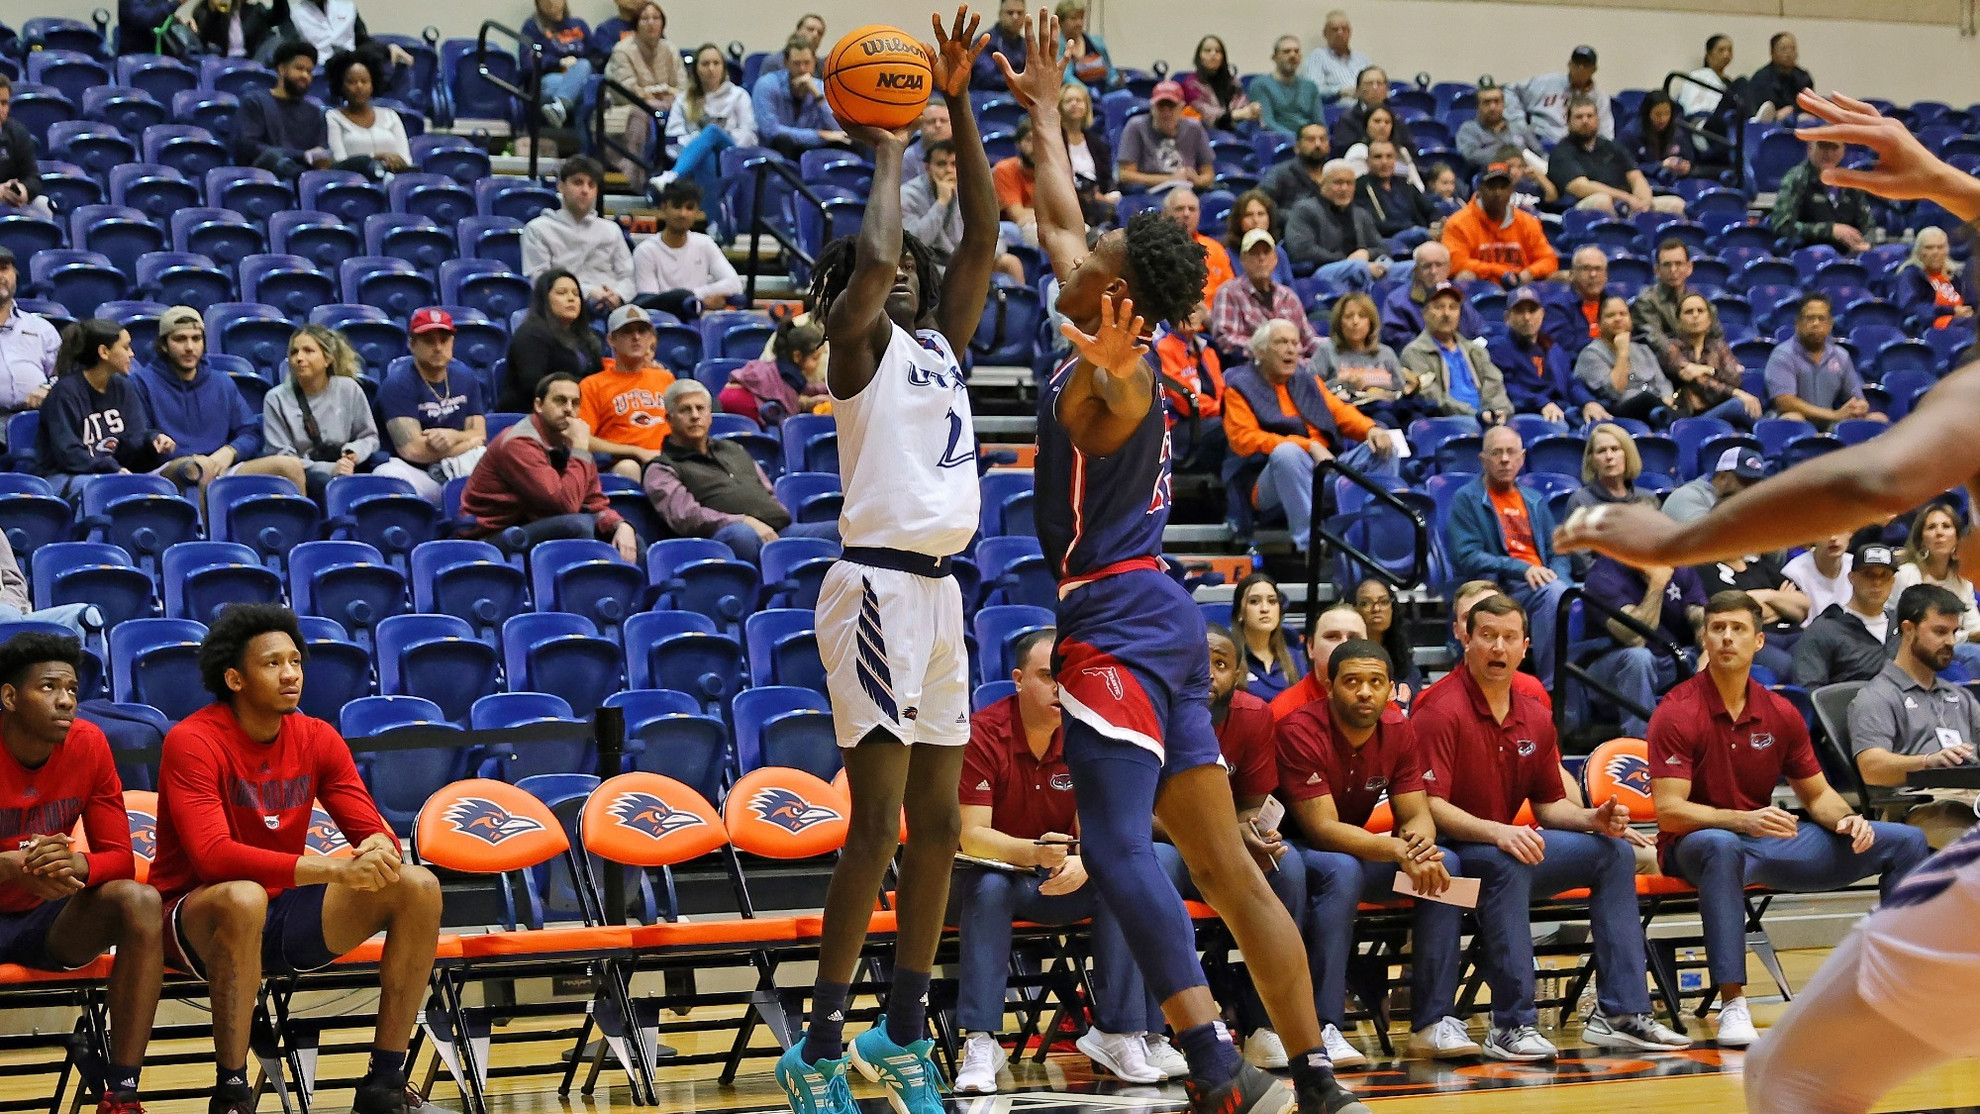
[1393,873,1479,909]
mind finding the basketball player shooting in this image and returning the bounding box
[996,12,1369,1114]
[1557,88,1980,1114]
[772,11,997,1114]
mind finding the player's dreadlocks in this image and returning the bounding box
[1119,209,1209,330]
[807,232,944,323]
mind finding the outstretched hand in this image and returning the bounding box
[1059,294,1148,373]
[929,6,986,100]
[994,8,1066,111]
[1795,90,1980,221]
[1554,502,1688,566]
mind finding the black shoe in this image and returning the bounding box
[353,1072,459,1114]
[1184,1063,1297,1114]
[1295,1074,1372,1114]
[207,1086,254,1114]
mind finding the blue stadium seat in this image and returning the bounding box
[170,89,238,134]
[135,251,230,308]
[501,612,623,712]
[36,160,103,214]
[410,538,528,642]
[603,690,729,801]
[339,255,438,318]
[732,686,837,779]
[743,608,818,688]
[48,119,136,178]
[375,612,500,722]
[474,177,557,222]
[628,625,743,716]
[456,216,524,273]
[197,56,274,98]
[1525,435,1586,477]
[438,258,531,322]
[107,617,206,721]
[651,324,702,374]
[438,308,506,376]
[139,123,226,181]
[28,50,110,106]
[972,680,1017,712]
[34,250,127,315]
[773,472,843,525]
[118,54,198,104]
[411,134,492,185]
[299,169,387,225]
[107,162,200,224]
[204,166,296,228]
[341,695,464,833]
[205,302,296,379]
[760,536,839,610]
[268,210,362,273]
[975,535,1053,609]
[160,541,284,622]
[442,38,520,123]
[238,254,335,320]
[76,473,200,574]
[388,172,475,227]
[645,538,760,632]
[169,206,263,268]
[528,537,645,639]
[0,483,74,567]
[363,213,455,274]
[100,299,168,353]
[0,216,65,269]
[973,605,1054,688]
[288,540,409,645]
[30,542,155,631]
[470,692,592,783]
[325,474,440,569]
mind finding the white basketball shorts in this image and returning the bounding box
[815,559,970,749]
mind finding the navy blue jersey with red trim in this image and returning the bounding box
[1036,355,1175,579]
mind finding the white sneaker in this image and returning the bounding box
[954,1032,1008,1095]
[542,99,569,127]
[1484,1025,1558,1062]
[1404,1016,1482,1060]
[1715,996,1758,1047]
[1076,1029,1163,1083]
[1583,1011,1692,1052]
[1242,1028,1288,1069]
[1141,1034,1188,1079]
[1320,1023,1367,1069]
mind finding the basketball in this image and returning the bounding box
[824,25,934,131]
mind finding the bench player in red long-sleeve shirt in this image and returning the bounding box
[0,633,160,1114]
[150,605,449,1114]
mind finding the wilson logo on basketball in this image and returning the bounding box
[1606,754,1654,798]
[748,788,842,833]
[127,810,157,861]
[306,807,351,855]
[608,792,706,838]
[858,36,922,57]
[443,798,547,845]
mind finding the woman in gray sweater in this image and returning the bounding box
[1575,294,1676,425]
[262,324,379,502]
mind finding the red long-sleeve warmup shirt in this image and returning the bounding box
[0,721,133,914]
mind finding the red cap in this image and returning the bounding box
[1150,80,1184,105]
[409,307,454,335]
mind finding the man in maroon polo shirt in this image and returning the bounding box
[1649,590,1928,1049]
[951,627,1167,1094]
[1412,593,1688,1061]
[1278,637,1477,1063]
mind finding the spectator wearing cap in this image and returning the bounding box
[1765,293,1885,428]
[461,371,640,560]
[1118,82,1215,193]
[1284,161,1396,293]
[522,156,637,315]
[644,379,839,564]
[1248,36,1326,137]
[1352,138,1438,247]
[135,306,309,495]
[1663,447,1766,525]
[0,74,51,219]
[1514,45,1612,147]
[1749,32,1814,124]
[1442,163,1557,289]
[1301,10,1374,103]
[0,245,59,425]
[1455,84,1545,176]
[1399,283,1511,422]
[1330,66,1416,159]
[1222,319,1399,556]
[1576,294,1676,425]
[1212,229,1317,362]
[1549,97,1685,216]
[1381,241,1484,351]
[1792,541,1901,688]
[581,304,677,481]
[1580,553,1707,736]
[1769,137,1874,254]
[1487,287,1603,426]
[1163,189,1236,295]
[373,309,487,504]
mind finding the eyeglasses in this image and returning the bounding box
[1357,596,1392,610]
[1482,448,1523,459]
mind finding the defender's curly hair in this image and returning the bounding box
[1120,209,1208,330]
[808,232,943,323]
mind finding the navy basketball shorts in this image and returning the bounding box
[1052,566,1223,777]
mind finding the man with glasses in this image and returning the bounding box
[1544,246,1610,361]
[1443,426,1575,680]
[1765,294,1885,428]
[1631,239,1709,364]
[1770,137,1873,253]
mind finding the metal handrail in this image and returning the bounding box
[589,73,672,177]
[739,156,828,303]
[475,19,549,178]
[1660,70,1749,191]
[1304,456,1427,626]
[1550,584,1694,734]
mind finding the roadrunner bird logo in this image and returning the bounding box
[1605,753,1654,798]
[748,787,842,833]
[443,798,546,844]
[127,810,157,861]
[608,792,706,837]
[306,807,351,855]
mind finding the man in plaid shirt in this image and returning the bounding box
[1211,229,1318,361]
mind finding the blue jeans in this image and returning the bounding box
[1299,848,1465,1030]
[540,57,593,106]
[1667,823,1930,988]
[1585,645,1679,736]
[1153,840,1302,1036]
[952,864,1154,1034]
[1457,829,1652,1027]
[711,519,840,565]
[671,126,736,204]
[1508,576,1571,685]
[1256,439,1402,553]
[0,602,99,638]
[1313,259,1414,292]
[1693,396,1755,430]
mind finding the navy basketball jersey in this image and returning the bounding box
[1036,354,1175,580]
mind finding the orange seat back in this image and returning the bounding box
[833,768,906,842]
[1584,737,1657,823]
[414,779,569,874]
[1364,798,1395,834]
[1513,800,1536,828]
[303,801,357,858]
[582,772,728,867]
[726,767,850,860]
[122,790,157,886]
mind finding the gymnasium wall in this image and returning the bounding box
[25,0,1980,105]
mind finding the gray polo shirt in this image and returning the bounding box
[1848,660,1980,760]
[1764,338,1864,412]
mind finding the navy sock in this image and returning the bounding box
[801,980,852,1063]
[1176,1021,1240,1089]
[1288,1046,1337,1093]
[106,1064,140,1096]
[215,1065,249,1094]
[364,1048,406,1083]
[884,968,932,1046]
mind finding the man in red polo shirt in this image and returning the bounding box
[1649,590,1928,1049]
[952,627,1167,1095]
[1413,593,1687,1061]
[1158,625,1309,1070]
[1278,638,1478,1064]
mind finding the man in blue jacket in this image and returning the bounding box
[750,36,847,159]
[1487,287,1609,426]
[134,307,308,496]
[1446,424,1574,680]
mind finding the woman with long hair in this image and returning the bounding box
[603,0,686,191]
[1056,82,1119,225]
[38,319,172,498]
[1352,577,1421,702]
[503,269,606,411]
[1341,106,1422,188]
[1893,501,1980,670]
[1229,573,1302,700]
[1221,190,1292,285]
[1181,34,1259,132]
[663,43,757,203]
[1665,292,1760,426]
[1674,33,1734,118]
[262,325,378,502]
[324,45,410,175]
[720,310,830,426]
[1896,226,1972,331]
[1576,295,1676,424]
[1315,292,1408,424]
[1624,91,1696,182]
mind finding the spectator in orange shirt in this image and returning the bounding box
[1223,319,1398,555]
[991,117,1039,247]
[1163,188,1236,296]
[1444,163,1559,289]
[578,304,676,480]
[1154,302,1225,474]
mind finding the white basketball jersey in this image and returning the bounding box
[832,325,980,557]
[1855,826,1980,1055]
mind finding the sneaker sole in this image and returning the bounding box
[1405,1040,1483,1060]
[1582,1027,1691,1053]
[774,1066,853,1114]
[1075,1035,1163,1083]
[1482,1043,1555,1062]
[845,1043,916,1114]
[1328,1049,1370,1069]
[1233,1071,1297,1114]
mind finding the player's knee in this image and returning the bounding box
[904,800,961,852]
[102,880,162,939]
[845,805,903,852]
[204,881,270,938]
[389,862,442,912]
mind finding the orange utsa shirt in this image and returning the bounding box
[578,360,677,452]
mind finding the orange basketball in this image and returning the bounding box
[825,25,934,131]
